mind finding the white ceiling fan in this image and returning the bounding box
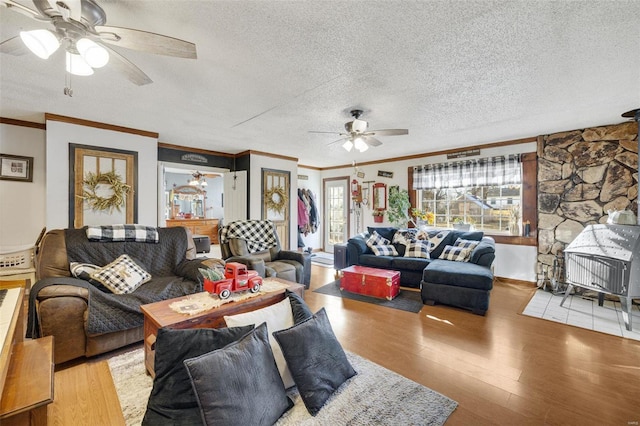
[0,0,197,87]
[309,109,409,152]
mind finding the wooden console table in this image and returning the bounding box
[0,336,54,426]
[165,218,219,244]
[141,280,303,377]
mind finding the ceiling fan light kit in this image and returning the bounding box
[65,51,93,75]
[2,0,197,90]
[76,37,108,68]
[19,29,59,59]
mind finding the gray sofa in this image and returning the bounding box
[346,226,495,315]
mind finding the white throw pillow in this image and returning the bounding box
[90,254,151,294]
[224,297,295,388]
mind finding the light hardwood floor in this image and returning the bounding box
[47,264,640,425]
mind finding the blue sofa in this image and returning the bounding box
[346,226,495,315]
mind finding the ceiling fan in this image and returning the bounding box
[0,0,197,86]
[309,109,409,152]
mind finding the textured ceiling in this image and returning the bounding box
[1,1,639,168]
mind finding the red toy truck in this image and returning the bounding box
[203,262,262,299]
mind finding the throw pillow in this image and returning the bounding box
[454,238,480,261]
[286,289,313,324]
[366,226,397,242]
[392,229,418,246]
[183,323,293,426]
[273,308,357,416]
[142,325,254,426]
[426,230,450,253]
[89,254,151,294]
[69,262,109,290]
[439,245,473,262]
[403,240,430,258]
[365,231,390,248]
[223,297,295,388]
[371,244,399,256]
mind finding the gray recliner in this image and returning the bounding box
[218,220,310,288]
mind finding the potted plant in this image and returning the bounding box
[387,187,411,227]
[372,209,385,223]
[452,217,471,231]
[411,208,435,228]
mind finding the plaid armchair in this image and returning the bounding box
[218,220,310,288]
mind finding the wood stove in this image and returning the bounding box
[561,224,640,331]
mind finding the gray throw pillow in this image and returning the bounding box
[142,325,254,426]
[184,323,293,426]
[286,289,313,323]
[273,308,357,416]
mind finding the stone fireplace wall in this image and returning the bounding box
[537,121,638,281]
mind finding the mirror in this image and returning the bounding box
[170,185,206,219]
[373,183,387,210]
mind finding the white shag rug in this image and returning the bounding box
[108,348,457,426]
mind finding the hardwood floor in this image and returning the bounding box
[47,265,640,425]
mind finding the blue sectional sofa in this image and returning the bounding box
[346,226,495,315]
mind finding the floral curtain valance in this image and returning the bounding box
[412,154,522,190]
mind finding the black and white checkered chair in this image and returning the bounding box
[219,220,310,288]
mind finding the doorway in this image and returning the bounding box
[323,177,350,252]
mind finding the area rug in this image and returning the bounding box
[310,252,335,267]
[522,289,640,341]
[314,280,424,313]
[108,348,457,426]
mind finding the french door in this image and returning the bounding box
[323,177,350,252]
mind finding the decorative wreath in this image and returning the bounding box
[79,171,131,212]
[264,185,288,214]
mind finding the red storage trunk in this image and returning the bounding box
[341,265,401,300]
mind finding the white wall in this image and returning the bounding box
[320,142,539,282]
[46,119,158,229]
[297,167,322,251]
[249,154,299,250]
[0,124,46,247]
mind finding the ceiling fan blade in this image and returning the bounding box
[0,36,28,55]
[95,26,197,59]
[364,137,383,147]
[100,43,153,86]
[369,129,409,137]
[1,0,49,21]
[308,131,343,135]
[327,137,348,146]
[43,0,81,21]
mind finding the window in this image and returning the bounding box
[412,154,523,235]
[417,185,522,233]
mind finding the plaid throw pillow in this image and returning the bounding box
[403,240,430,259]
[371,244,399,256]
[366,231,390,249]
[454,238,479,261]
[438,245,472,262]
[90,254,152,294]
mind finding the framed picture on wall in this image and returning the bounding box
[0,154,33,182]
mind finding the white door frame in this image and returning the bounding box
[323,176,350,252]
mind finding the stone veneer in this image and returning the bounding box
[537,121,638,281]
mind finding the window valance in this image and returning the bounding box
[412,154,522,189]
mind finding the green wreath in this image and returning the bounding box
[79,171,131,212]
[264,186,288,214]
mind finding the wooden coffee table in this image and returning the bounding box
[141,278,304,377]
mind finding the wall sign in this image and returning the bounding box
[181,153,208,163]
[377,170,393,178]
